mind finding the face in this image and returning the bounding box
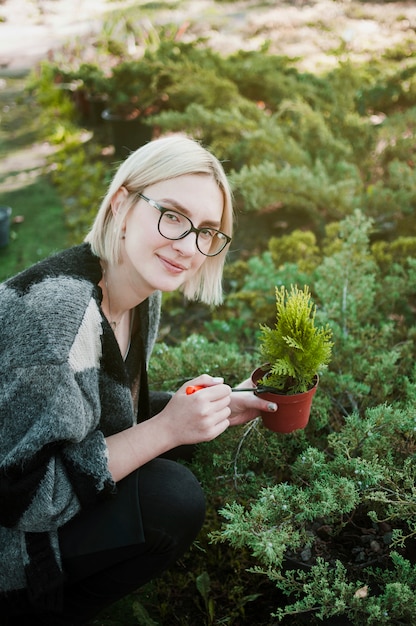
[115,174,224,298]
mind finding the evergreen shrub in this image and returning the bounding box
[26,22,416,624]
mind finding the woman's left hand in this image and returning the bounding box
[228,377,277,426]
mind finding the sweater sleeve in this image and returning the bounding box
[0,369,113,532]
[0,282,115,533]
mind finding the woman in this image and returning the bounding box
[0,134,277,625]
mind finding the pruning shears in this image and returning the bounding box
[186,384,277,395]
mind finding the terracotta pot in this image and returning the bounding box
[251,366,318,434]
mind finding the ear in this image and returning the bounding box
[110,186,129,218]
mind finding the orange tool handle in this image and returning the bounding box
[186,385,205,395]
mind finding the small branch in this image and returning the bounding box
[233,418,261,489]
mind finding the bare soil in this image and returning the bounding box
[1,0,416,73]
[1,0,415,194]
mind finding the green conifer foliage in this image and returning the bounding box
[258,285,333,394]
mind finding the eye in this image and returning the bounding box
[162,210,191,230]
[199,228,216,241]
[164,210,182,223]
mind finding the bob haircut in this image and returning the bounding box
[85,134,233,306]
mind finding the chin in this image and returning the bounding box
[154,277,185,293]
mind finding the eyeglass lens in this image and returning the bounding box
[159,210,228,256]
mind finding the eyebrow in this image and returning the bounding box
[157,197,222,229]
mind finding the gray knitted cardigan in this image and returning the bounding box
[0,243,161,605]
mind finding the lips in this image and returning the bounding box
[158,254,189,274]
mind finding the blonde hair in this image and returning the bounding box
[85,134,233,305]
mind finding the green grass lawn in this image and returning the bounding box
[0,74,69,282]
[0,179,68,281]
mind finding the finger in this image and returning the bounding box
[186,385,205,395]
[208,414,231,439]
[190,375,224,387]
[263,401,278,412]
[247,394,278,412]
[187,384,231,403]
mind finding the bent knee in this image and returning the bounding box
[139,458,206,536]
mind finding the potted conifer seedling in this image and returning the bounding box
[252,284,333,433]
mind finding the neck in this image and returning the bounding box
[101,264,131,329]
[100,260,154,313]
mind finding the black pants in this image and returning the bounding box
[2,458,205,625]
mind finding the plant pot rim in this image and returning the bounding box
[254,363,319,397]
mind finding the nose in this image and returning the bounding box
[171,232,199,256]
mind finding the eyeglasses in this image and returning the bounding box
[138,193,231,257]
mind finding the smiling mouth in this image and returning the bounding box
[158,255,189,273]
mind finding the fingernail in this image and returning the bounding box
[267,403,278,412]
[212,377,224,383]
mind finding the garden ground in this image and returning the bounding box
[1,0,416,197]
[1,2,416,624]
[2,0,416,73]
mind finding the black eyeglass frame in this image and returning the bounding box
[138,193,231,257]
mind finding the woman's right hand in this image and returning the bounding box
[106,375,231,482]
[156,375,232,446]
